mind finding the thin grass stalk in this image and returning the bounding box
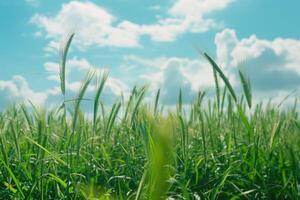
[0,130,8,165]
[131,86,147,126]
[93,72,108,132]
[238,69,252,109]
[213,67,221,113]
[67,70,94,148]
[60,33,75,96]
[105,102,121,140]
[93,72,108,149]
[154,89,160,116]
[10,122,20,160]
[124,86,137,121]
[178,88,183,116]
[199,112,207,169]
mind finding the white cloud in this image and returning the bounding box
[30,1,140,51]
[215,28,238,68]
[44,57,105,83]
[0,56,130,111]
[0,75,48,109]
[120,29,300,104]
[122,55,214,104]
[4,27,300,109]
[142,57,213,89]
[44,57,129,104]
[169,0,232,32]
[44,62,60,82]
[31,1,233,52]
[215,29,300,93]
[140,18,193,42]
[170,0,233,17]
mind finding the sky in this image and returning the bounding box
[1,0,300,110]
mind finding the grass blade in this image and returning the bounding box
[60,33,75,96]
[238,69,252,108]
[68,70,94,147]
[93,71,108,133]
[203,53,237,103]
[154,89,160,116]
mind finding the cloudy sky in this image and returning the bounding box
[1,0,300,109]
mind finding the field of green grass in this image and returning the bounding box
[0,34,299,199]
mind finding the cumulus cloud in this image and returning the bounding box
[122,55,214,104]
[0,57,129,111]
[30,1,139,51]
[45,57,103,84]
[44,57,129,105]
[30,0,233,52]
[215,29,300,93]
[169,0,232,32]
[170,0,232,16]
[119,29,300,104]
[0,75,48,109]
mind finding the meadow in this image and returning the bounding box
[0,34,299,199]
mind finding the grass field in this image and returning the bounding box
[0,34,299,199]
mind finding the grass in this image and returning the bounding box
[0,35,299,199]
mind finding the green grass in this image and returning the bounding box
[0,35,299,199]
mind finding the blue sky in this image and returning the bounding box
[1,0,300,109]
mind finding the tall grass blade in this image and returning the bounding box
[238,69,252,108]
[154,89,160,116]
[269,120,283,150]
[93,71,108,133]
[178,88,183,115]
[69,70,94,147]
[131,86,147,125]
[213,67,220,112]
[203,53,237,103]
[105,101,121,139]
[0,130,8,165]
[124,86,137,121]
[60,33,75,96]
